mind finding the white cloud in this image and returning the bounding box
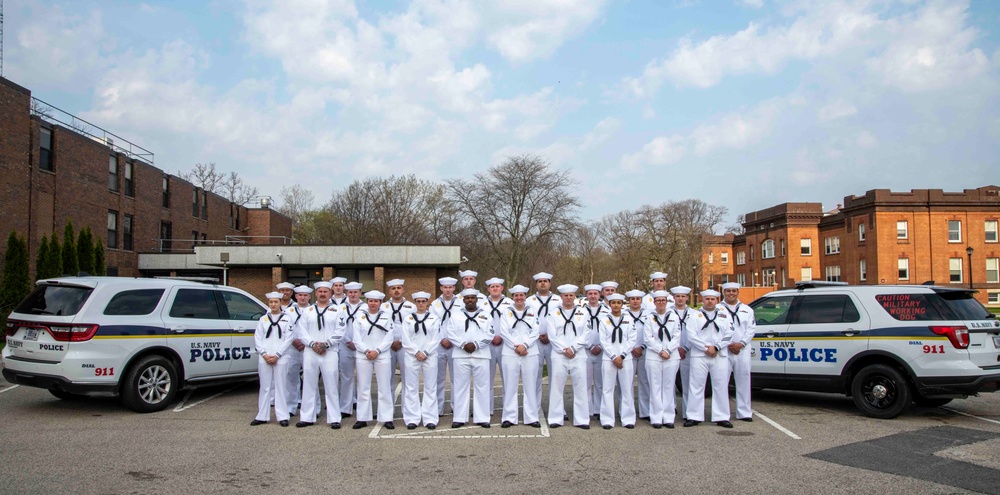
[581,118,622,151]
[818,99,858,121]
[855,130,878,148]
[739,0,764,8]
[483,0,609,63]
[621,135,686,172]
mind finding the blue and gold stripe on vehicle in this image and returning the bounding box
[753,326,949,341]
[90,325,237,340]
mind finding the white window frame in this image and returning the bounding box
[780,239,786,257]
[800,238,812,256]
[898,258,909,281]
[737,273,746,286]
[824,236,841,255]
[858,223,866,242]
[986,258,999,284]
[859,259,867,282]
[897,220,908,240]
[988,291,1000,304]
[762,240,775,259]
[721,252,729,264]
[825,265,841,282]
[948,220,962,243]
[708,252,714,264]
[800,267,812,282]
[949,258,963,283]
[985,220,998,243]
[762,268,776,286]
[736,251,746,265]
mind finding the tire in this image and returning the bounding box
[913,396,953,408]
[850,364,911,419]
[121,355,178,413]
[49,389,86,401]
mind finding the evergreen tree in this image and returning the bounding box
[46,233,63,279]
[77,227,95,275]
[62,220,78,276]
[36,235,50,281]
[94,239,106,276]
[1,232,31,317]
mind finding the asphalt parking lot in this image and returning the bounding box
[1,375,998,495]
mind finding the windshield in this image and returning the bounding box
[13,285,94,316]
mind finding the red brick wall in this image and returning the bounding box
[0,78,32,271]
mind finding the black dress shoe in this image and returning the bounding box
[451,422,465,428]
[407,423,417,430]
[426,424,437,430]
[576,425,590,430]
[383,422,395,430]
[652,423,662,429]
[527,422,540,428]
[341,413,353,418]
[501,421,513,428]
[250,419,267,426]
[639,416,650,421]
[739,417,753,422]
[602,425,612,430]
[592,413,600,418]
[624,424,635,429]
[683,420,699,427]
[279,420,289,427]
[477,422,491,429]
[717,421,734,428]
[549,423,562,428]
[665,423,675,429]
[295,421,313,428]
[330,423,341,429]
[352,421,367,429]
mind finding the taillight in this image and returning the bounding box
[5,321,17,336]
[930,325,969,349]
[46,324,99,342]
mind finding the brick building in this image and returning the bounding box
[702,186,1000,306]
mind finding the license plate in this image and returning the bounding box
[994,335,1000,348]
[23,328,39,341]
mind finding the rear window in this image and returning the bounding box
[104,289,165,316]
[169,289,222,319]
[876,292,991,321]
[934,291,992,320]
[14,285,93,316]
[794,295,861,324]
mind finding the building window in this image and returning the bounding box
[737,273,746,286]
[106,267,119,277]
[859,259,867,282]
[762,268,776,286]
[192,189,199,217]
[801,267,812,282]
[108,156,119,192]
[948,220,962,243]
[949,258,963,283]
[897,220,908,240]
[780,239,786,257]
[800,238,812,256]
[124,161,134,197]
[985,220,997,243]
[858,223,866,242]
[201,190,208,220]
[986,258,999,284]
[708,252,714,264]
[824,236,841,255]
[123,215,133,252]
[781,268,786,286]
[825,265,841,282]
[200,233,207,245]
[762,240,775,259]
[736,251,746,265]
[107,210,118,249]
[40,127,54,171]
[749,244,754,261]
[898,258,909,281]
[162,177,170,208]
[988,292,999,304]
[721,252,729,264]
[191,231,199,250]
[160,221,172,252]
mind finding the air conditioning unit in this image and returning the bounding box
[105,137,114,147]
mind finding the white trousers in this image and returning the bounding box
[679,355,691,418]
[356,356,394,422]
[301,349,340,424]
[646,356,681,425]
[635,353,649,418]
[391,347,406,391]
[729,349,753,419]
[284,350,302,414]
[548,354,589,426]
[402,354,439,426]
[436,347,453,415]
[339,343,356,414]
[534,342,552,410]
[685,356,732,422]
[587,352,603,416]
[488,343,503,413]
[600,358,635,427]
[501,354,540,424]
[256,356,290,422]
[452,358,491,424]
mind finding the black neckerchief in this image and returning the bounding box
[558,308,577,336]
[265,313,284,339]
[700,309,720,332]
[488,298,505,319]
[510,308,530,330]
[609,314,625,343]
[723,302,742,326]
[464,309,483,332]
[412,313,430,335]
[586,305,603,330]
[439,298,456,323]
[389,300,407,324]
[314,303,333,330]
[536,294,552,317]
[343,302,362,327]
[653,313,671,342]
[364,311,388,336]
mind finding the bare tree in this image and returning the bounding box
[182,163,224,193]
[181,163,259,204]
[328,175,451,244]
[278,185,316,243]
[221,171,260,205]
[448,154,581,284]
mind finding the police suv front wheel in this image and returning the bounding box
[851,364,911,419]
[121,355,178,413]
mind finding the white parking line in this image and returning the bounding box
[943,407,1000,426]
[173,383,245,412]
[752,409,801,440]
[0,385,20,395]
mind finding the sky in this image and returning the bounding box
[4,0,999,228]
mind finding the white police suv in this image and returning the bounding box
[749,282,1000,419]
[2,277,267,412]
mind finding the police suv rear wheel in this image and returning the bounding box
[121,355,178,413]
[851,364,911,419]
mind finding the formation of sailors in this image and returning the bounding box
[251,271,756,430]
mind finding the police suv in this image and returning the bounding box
[749,282,1000,418]
[2,277,267,412]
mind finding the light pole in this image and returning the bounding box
[691,263,697,292]
[966,246,974,290]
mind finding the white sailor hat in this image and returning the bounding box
[583,284,602,293]
[344,282,363,291]
[386,279,405,287]
[460,288,481,297]
[438,277,458,286]
[364,290,386,300]
[650,290,671,300]
[331,277,347,284]
[293,285,313,294]
[606,293,626,302]
[721,282,741,290]
[411,291,431,300]
[532,272,553,281]
[459,270,478,278]
[700,289,721,298]
[670,285,692,295]
[314,281,333,290]
[485,277,505,286]
[600,281,619,289]
[276,282,295,290]
[509,284,529,294]
[557,284,579,294]
[649,271,668,281]
[624,289,646,298]
[264,291,282,300]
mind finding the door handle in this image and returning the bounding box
[841,329,858,336]
[763,332,777,338]
[234,328,247,333]
[170,327,186,333]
